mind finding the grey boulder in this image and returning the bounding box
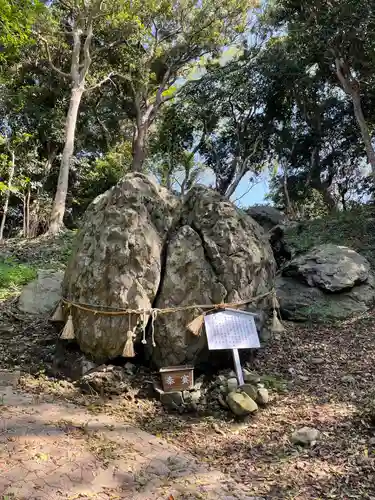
[284,244,370,292]
[18,269,64,315]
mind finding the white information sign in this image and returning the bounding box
[204,308,260,351]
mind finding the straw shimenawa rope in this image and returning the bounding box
[54,289,283,357]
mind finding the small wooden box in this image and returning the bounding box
[159,365,194,392]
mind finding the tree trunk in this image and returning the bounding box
[48,87,83,234]
[26,186,31,238]
[351,90,375,180]
[131,122,148,172]
[334,58,375,182]
[0,150,15,242]
[320,186,337,213]
[282,161,294,218]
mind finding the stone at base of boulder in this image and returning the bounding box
[239,384,257,400]
[227,377,239,393]
[227,392,258,416]
[256,387,269,405]
[243,369,261,384]
[160,391,184,409]
[79,365,130,395]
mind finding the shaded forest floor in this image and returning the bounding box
[1,231,375,498]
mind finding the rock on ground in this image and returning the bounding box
[277,244,375,321]
[18,269,64,315]
[227,391,258,416]
[291,427,320,446]
[284,244,370,292]
[63,174,276,367]
[277,275,375,322]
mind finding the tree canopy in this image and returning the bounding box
[0,0,375,237]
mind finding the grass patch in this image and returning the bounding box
[0,261,36,300]
[260,374,288,392]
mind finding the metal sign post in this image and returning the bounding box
[204,308,260,383]
[232,348,244,385]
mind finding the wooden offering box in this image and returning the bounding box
[159,365,194,392]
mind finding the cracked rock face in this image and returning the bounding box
[63,174,276,367]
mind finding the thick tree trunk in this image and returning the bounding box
[0,151,15,242]
[351,91,375,180]
[131,122,148,172]
[48,87,83,234]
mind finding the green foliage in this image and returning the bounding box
[0,0,43,60]
[0,260,36,299]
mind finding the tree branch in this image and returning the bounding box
[85,72,114,92]
[80,14,94,81]
[38,35,70,79]
[71,24,81,83]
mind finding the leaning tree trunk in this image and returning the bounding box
[49,87,83,234]
[351,90,375,181]
[334,58,375,184]
[0,150,15,242]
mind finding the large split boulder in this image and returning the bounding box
[63,174,276,367]
[277,244,375,321]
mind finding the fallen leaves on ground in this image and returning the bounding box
[2,285,375,498]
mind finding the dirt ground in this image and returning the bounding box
[1,299,375,499]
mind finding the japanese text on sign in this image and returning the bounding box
[204,309,260,350]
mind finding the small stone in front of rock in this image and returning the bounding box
[227,377,238,393]
[124,362,136,374]
[190,390,201,403]
[341,375,355,384]
[194,375,204,390]
[218,394,228,408]
[239,384,257,400]
[227,392,258,416]
[291,427,319,446]
[311,357,325,365]
[256,387,269,405]
[243,369,261,384]
[160,391,184,410]
[81,357,97,375]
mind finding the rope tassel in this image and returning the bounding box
[60,314,76,340]
[187,314,204,336]
[270,290,285,333]
[271,308,285,333]
[51,301,64,322]
[122,330,136,357]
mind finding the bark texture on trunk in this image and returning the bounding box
[352,91,375,178]
[131,122,147,172]
[0,151,15,241]
[49,87,83,234]
[335,57,375,182]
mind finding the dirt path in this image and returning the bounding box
[0,374,257,500]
